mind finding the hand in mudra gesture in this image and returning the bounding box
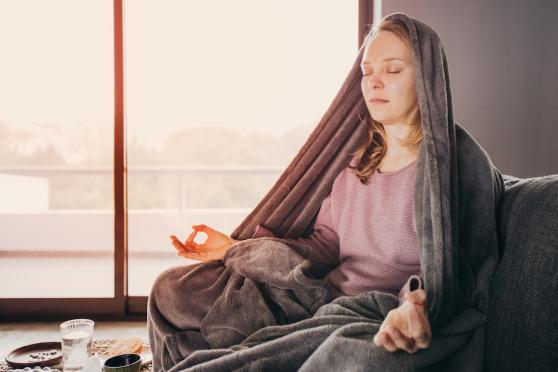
[170,224,239,262]
[373,289,432,354]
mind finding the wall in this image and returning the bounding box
[382,0,558,177]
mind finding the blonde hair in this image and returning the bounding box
[349,18,423,184]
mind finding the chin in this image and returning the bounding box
[369,110,403,125]
[370,113,391,123]
[368,106,390,121]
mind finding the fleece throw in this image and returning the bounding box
[147,12,505,371]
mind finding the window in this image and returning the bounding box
[0,0,115,298]
[124,0,358,295]
[0,0,365,317]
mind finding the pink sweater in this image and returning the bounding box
[252,157,423,305]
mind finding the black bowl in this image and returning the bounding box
[103,353,142,372]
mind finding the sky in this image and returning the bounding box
[0,0,358,149]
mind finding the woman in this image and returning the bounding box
[151,10,504,371]
[169,17,431,355]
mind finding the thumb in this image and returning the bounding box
[405,289,427,305]
[194,224,215,234]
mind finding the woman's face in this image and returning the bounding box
[360,31,418,126]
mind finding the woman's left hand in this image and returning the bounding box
[373,289,432,354]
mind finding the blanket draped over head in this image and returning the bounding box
[148,12,504,371]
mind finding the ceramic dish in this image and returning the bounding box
[5,342,63,368]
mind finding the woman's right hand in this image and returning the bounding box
[170,224,239,262]
[373,289,431,354]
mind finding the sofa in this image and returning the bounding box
[485,173,558,371]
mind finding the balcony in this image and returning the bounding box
[0,165,283,297]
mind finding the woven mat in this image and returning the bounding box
[2,339,152,372]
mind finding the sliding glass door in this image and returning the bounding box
[0,0,120,318]
[0,0,365,319]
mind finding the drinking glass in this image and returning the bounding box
[60,319,95,371]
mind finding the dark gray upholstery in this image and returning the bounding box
[486,174,558,371]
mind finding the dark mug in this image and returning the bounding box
[103,353,142,372]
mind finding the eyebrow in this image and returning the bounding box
[360,57,405,66]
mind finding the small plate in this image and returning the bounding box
[5,342,63,368]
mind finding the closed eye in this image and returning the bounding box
[362,71,400,76]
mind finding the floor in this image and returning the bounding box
[0,321,148,362]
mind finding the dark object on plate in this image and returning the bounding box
[5,343,63,368]
[103,353,142,372]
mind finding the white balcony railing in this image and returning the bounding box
[0,165,285,252]
[0,165,286,296]
[0,165,284,210]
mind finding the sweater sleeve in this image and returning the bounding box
[397,274,424,306]
[251,194,340,269]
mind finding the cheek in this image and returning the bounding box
[405,84,418,105]
[395,80,417,106]
[361,79,370,94]
[403,74,418,101]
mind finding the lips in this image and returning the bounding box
[369,98,389,103]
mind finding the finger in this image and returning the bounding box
[189,251,211,262]
[384,324,416,354]
[171,235,188,251]
[193,224,209,233]
[178,251,203,260]
[405,289,427,305]
[373,330,384,347]
[171,237,185,252]
[408,304,429,348]
[416,302,432,339]
[178,246,203,257]
[184,230,200,251]
[378,331,398,352]
[191,226,211,249]
[373,331,387,348]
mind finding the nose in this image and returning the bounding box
[366,74,382,89]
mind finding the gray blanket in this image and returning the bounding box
[148,11,505,371]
